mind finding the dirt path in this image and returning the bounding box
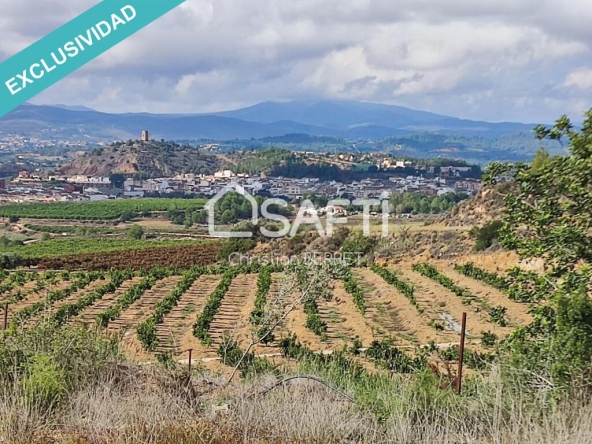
[356,268,456,346]
[156,274,221,357]
[317,280,376,349]
[434,261,533,327]
[397,264,510,338]
[69,276,144,326]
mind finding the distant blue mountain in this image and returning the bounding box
[49,104,96,112]
[0,100,537,141]
[214,100,536,137]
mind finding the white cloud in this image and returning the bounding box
[565,68,592,90]
[0,0,591,122]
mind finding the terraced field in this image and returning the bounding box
[154,275,221,355]
[1,263,533,369]
[27,278,110,327]
[70,276,145,326]
[356,268,456,346]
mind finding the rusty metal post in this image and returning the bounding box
[188,349,193,375]
[457,312,467,394]
[3,303,8,330]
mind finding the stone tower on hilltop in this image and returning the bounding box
[141,130,149,142]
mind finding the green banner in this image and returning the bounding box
[0,0,185,117]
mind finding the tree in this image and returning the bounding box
[120,210,135,223]
[530,147,550,172]
[0,253,22,270]
[109,174,126,189]
[485,111,592,388]
[128,224,144,240]
[8,215,19,223]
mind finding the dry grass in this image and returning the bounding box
[1,309,591,443]
[2,361,592,444]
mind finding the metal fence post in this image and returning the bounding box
[188,349,193,375]
[3,303,8,330]
[457,312,467,394]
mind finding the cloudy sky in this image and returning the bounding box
[1,0,591,123]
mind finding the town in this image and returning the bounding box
[0,163,481,206]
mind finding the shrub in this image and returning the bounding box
[128,224,145,240]
[22,354,66,408]
[0,253,23,270]
[489,306,508,327]
[341,232,377,256]
[216,238,255,261]
[120,210,136,223]
[471,220,503,252]
[481,331,498,347]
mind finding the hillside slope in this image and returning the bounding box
[441,185,507,227]
[59,141,222,178]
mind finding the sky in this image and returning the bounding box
[1,0,591,123]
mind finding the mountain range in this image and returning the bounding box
[0,100,538,142]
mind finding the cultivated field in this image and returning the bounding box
[0,198,206,220]
[1,259,532,372]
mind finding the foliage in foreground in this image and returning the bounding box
[0,323,121,410]
[2,322,592,443]
[486,111,592,388]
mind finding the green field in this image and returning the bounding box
[2,238,210,259]
[0,198,206,220]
